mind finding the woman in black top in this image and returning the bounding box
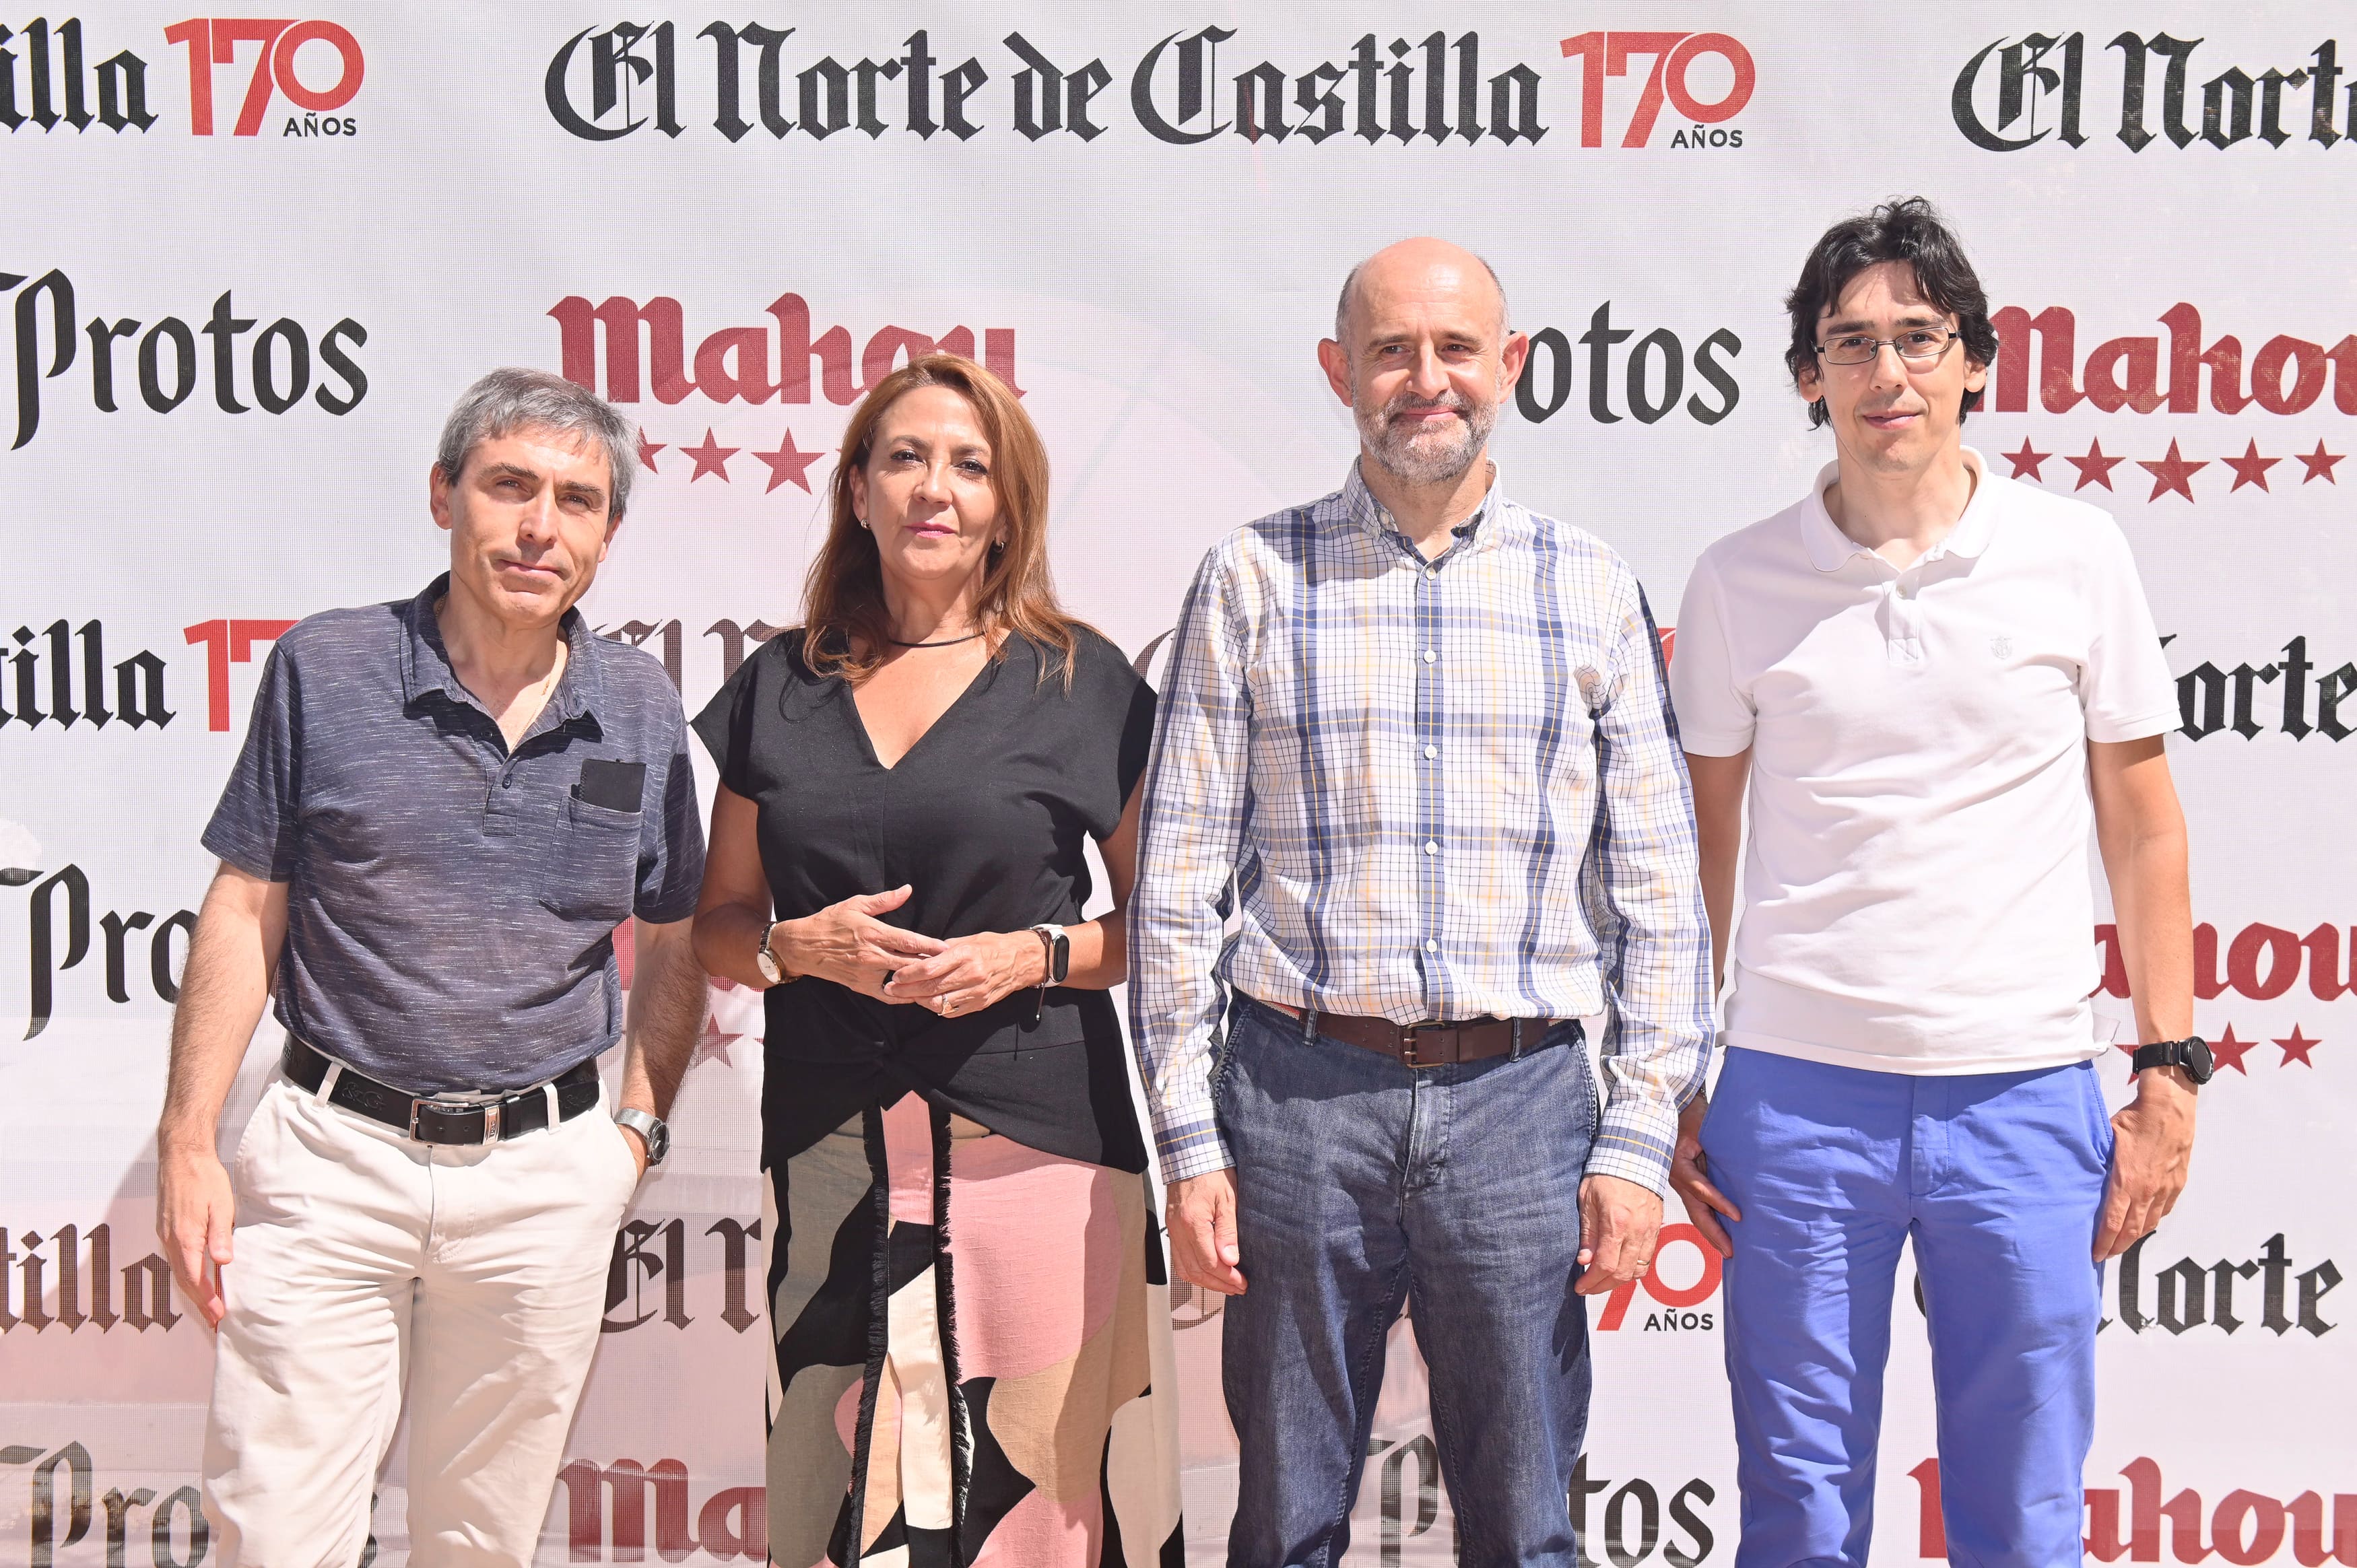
[691,353,1179,1567]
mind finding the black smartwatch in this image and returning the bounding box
[2129,1036,2214,1086]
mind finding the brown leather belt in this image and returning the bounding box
[1257,998,1571,1068]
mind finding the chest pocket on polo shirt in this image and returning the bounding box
[539,760,646,923]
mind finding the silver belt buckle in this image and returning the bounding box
[409,1097,498,1143]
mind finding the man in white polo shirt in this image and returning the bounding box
[1667,198,2205,1568]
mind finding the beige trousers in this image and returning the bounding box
[201,1068,641,1565]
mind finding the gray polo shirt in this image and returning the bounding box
[202,575,706,1093]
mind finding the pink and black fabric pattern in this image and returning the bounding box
[760,1092,1185,1567]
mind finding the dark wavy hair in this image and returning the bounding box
[1783,197,1999,429]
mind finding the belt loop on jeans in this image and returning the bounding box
[1510,1018,1526,1061]
[1298,1004,1319,1043]
[543,1080,560,1128]
[312,1060,343,1103]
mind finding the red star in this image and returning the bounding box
[2137,438,2206,502]
[2002,438,2051,481]
[2274,1025,2320,1068]
[2208,1024,2255,1076]
[635,429,664,473]
[2296,441,2344,484]
[2219,440,2279,493]
[2065,438,2126,491]
[749,428,824,494]
[679,428,738,483]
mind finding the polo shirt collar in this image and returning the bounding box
[400,573,605,724]
[1800,446,1999,572]
[1340,458,1504,553]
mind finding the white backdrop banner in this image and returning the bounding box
[3,3,2352,1563]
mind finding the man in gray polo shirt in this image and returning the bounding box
[155,368,711,1563]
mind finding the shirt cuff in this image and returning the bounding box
[1150,1105,1234,1183]
[1584,1095,1678,1198]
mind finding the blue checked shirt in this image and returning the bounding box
[1128,463,1715,1194]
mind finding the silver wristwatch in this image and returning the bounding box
[756,921,791,986]
[613,1107,669,1167]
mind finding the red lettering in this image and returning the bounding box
[2161,1485,2214,1563]
[2125,1457,2165,1563]
[2327,337,2357,415]
[2213,1491,2287,1567]
[182,617,293,731]
[213,20,295,137]
[2086,336,2165,414]
[1991,306,2084,413]
[547,297,693,405]
[2092,1489,2135,1562]
[2288,1492,2357,1567]
[2226,923,2301,1000]
[1664,34,1755,123]
[2158,304,2249,414]
[1605,32,1686,147]
[692,327,778,404]
[2252,336,2327,415]
[2193,926,2228,1002]
[1640,1224,1722,1309]
[2304,924,2352,1002]
[1911,1458,1948,1559]
[1560,32,1607,147]
[271,20,363,113]
[163,20,214,135]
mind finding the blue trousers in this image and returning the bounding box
[1700,1047,2114,1568]
[1217,998,1598,1568]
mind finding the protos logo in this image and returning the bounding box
[162,17,362,136]
[1557,31,1755,149]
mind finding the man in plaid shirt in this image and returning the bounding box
[1129,237,1715,1566]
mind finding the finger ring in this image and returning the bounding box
[939,996,955,1015]
[1633,1260,1651,1275]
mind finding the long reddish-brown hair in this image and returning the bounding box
[801,353,1080,687]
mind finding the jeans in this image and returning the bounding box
[1700,1047,2113,1568]
[1216,996,1599,1568]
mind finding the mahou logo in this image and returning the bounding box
[1991,304,2357,419]
[162,17,364,137]
[549,289,1017,408]
[1954,33,2354,152]
[1911,1456,2356,1565]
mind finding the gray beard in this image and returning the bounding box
[1357,392,1496,485]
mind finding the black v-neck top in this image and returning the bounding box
[692,626,1157,1169]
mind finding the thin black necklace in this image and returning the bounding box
[888,629,987,648]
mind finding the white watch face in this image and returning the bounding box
[756,941,782,984]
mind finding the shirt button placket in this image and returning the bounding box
[1414,557,1444,1008]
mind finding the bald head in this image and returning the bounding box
[1332,237,1510,350]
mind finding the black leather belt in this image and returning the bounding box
[281,1037,601,1145]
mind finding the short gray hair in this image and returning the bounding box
[434,367,638,520]
[1332,249,1513,346]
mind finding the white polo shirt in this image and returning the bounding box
[1670,448,2178,1075]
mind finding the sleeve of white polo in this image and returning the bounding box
[2080,516,2181,743]
[1667,553,1754,757]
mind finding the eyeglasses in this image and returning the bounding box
[1814,327,1958,367]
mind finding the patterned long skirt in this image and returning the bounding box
[760,1092,1185,1567]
